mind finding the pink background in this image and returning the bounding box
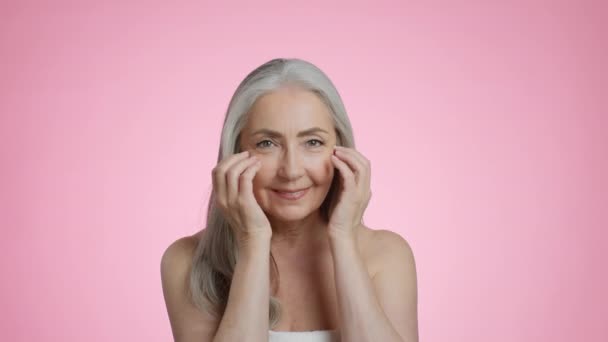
[1,1,606,341]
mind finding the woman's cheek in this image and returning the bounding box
[304,153,334,180]
[326,158,335,177]
[252,156,275,188]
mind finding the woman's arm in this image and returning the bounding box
[329,230,418,342]
[208,150,274,341]
[213,235,272,342]
[327,146,418,341]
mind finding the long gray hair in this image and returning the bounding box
[189,58,356,328]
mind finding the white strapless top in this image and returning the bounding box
[269,329,340,342]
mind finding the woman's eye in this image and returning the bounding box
[256,140,274,149]
[307,139,324,147]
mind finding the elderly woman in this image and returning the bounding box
[161,58,419,342]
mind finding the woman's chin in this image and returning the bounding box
[267,207,314,223]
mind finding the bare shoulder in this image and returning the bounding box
[359,226,416,279]
[161,229,217,342]
[161,229,206,270]
[162,233,200,262]
[362,226,419,341]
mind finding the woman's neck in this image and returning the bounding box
[269,210,328,252]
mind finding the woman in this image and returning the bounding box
[161,58,419,342]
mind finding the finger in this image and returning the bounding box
[218,150,250,171]
[227,155,259,205]
[335,146,371,187]
[333,148,366,184]
[213,151,249,206]
[334,145,366,162]
[331,154,356,190]
[239,158,262,202]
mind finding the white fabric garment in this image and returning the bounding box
[268,329,340,342]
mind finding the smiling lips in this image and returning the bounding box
[272,187,310,200]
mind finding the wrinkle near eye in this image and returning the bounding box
[256,140,275,149]
[253,138,329,153]
[307,139,324,147]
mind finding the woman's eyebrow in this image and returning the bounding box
[251,127,329,137]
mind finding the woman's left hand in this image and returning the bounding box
[328,146,372,239]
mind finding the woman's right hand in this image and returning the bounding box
[212,150,272,244]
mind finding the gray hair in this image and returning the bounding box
[189,58,356,328]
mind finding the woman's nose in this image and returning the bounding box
[277,147,304,181]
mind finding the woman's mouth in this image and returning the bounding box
[272,187,310,200]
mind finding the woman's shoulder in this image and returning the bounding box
[359,225,410,254]
[359,225,415,279]
[161,229,220,341]
[161,229,205,269]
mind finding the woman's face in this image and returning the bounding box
[239,86,337,223]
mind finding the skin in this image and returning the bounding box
[239,85,337,252]
[238,86,345,331]
[161,86,418,341]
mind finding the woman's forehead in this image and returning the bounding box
[246,89,334,132]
